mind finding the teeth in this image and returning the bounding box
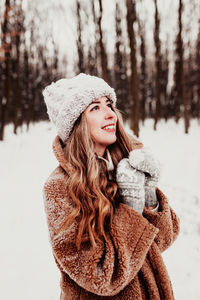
[103,125,114,130]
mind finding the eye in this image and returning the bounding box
[90,105,99,111]
[107,103,113,110]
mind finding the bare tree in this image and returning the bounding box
[87,0,98,76]
[138,20,147,124]
[97,0,110,84]
[153,0,161,130]
[23,48,32,129]
[0,0,12,140]
[76,0,84,73]
[161,45,169,121]
[196,19,200,120]
[114,2,130,117]
[13,0,23,133]
[174,0,185,125]
[126,0,139,136]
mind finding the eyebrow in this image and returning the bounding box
[91,98,113,104]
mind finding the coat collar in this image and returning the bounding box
[52,136,73,174]
[52,136,114,174]
[52,134,142,174]
[97,149,114,171]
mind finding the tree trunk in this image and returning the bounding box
[0,0,11,141]
[76,0,84,73]
[89,0,98,76]
[196,19,200,121]
[162,46,169,122]
[153,0,161,130]
[98,0,110,84]
[174,0,185,125]
[126,0,139,136]
[24,49,32,129]
[114,2,129,116]
[139,22,147,124]
[13,0,22,134]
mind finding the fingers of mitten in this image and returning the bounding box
[144,186,158,207]
[129,147,161,178]
[116,158,145,185]
[129,149,145,170]
[142,147,161,178]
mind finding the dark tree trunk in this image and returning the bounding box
[76,0,84,73]
[13,0,22,134]
[162,46,169,121]
[153,0,161,130]
[0,0,11,141]
[139,23,147,124]
[174,0,185,127]
[89,0,98,76]
[24,49,32,129]
[196,20,200,120]
[98,0,110,84]
[114,2,130,117]
[126,0,139,136]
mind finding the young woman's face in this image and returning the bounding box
[84,96,118,157]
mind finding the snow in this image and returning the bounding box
[0,119,200,300]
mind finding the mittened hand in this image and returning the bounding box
[129,147,161,179]
[116,158,145,214]
[129,147,161,207]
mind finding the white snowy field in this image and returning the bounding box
[0,119,200,300]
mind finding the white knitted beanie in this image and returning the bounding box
[43,73,117,143]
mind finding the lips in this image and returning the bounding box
[102,123,116,131]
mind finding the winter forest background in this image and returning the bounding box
[0,0,200,299]
[0,0,200,138]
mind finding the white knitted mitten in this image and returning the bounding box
[129,147,161,207]
[116,158,145,214]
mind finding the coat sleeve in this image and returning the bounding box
[43,173,159,297]
[142,187,180,253]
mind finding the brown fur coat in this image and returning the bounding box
[43,136,180,300]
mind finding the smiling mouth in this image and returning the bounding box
[102,124,116,131]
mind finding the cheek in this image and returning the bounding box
[86,114,102,131]
[87,116,95,130]
[90,122,102,139]
[85,115,100,140]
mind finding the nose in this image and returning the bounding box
[103,106,116,120]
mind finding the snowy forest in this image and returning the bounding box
[0,1,200,300]
[0,0,200,140]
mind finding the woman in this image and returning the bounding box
[42,73,180,300]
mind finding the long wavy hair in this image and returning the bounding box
[57,107,141,250]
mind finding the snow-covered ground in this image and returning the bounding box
[0,119,199,300]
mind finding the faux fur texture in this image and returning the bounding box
[43,136,180,299]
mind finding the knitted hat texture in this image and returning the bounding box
[43,73,117,142]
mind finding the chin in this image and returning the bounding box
[105,136,117,146]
